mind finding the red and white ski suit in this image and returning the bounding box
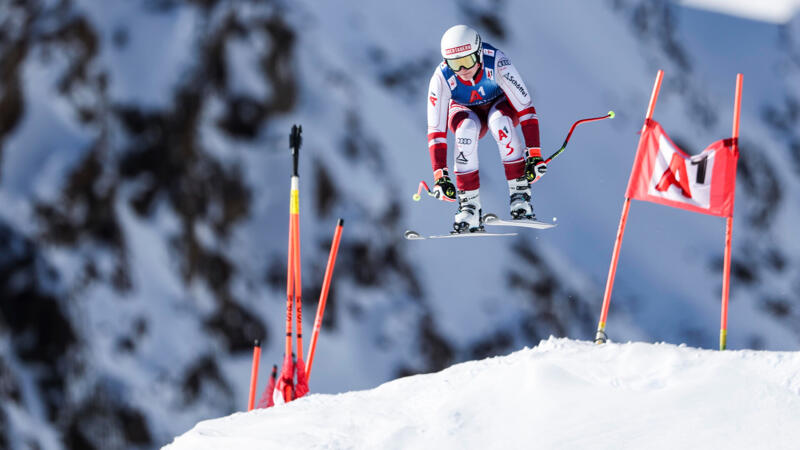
[427,44,541,191]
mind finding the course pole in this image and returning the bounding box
[595,70,663,344]
[306,219,344,379]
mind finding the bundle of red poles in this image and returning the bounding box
[247,125,344,410]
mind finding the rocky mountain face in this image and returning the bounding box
[1,1,295,447]
[1,0,798,448]
[746,11,800,345]
[608,0,800,351]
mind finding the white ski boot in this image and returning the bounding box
[453,189,483,233]
[508,177,534,219]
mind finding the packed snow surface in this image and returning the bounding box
[166,338,800,449]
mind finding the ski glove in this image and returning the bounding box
[525,156,547,183]
[433,168,456,202]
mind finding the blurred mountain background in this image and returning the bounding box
[1,0,798,448]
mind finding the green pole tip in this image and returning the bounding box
[412,193,421,201]
[608,110,616,119]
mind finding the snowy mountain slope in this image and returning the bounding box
[165,338,800,450]
[1,1,799,448]
[679,0,800,23]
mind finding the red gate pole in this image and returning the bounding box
[292,187,304,362]
[247,340,261,411]
[720,73,742,351]
[306,219,344,380]
[595,70,664,344]
[284,194,295,361]
[280,125,302,403]
[288,126,304,362]
[289,125,304,363]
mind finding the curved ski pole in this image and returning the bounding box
[544,111,615,164]
[412,180,436,201]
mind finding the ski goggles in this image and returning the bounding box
[445,52,479,71]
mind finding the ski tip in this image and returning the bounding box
[483,213,498,222]
[404,230,423,240]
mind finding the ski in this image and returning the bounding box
[404,229,517,240]
[482,213,557,229]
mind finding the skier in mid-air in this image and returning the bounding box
[427,25,546,233]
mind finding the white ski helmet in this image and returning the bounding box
[440,25,482,71]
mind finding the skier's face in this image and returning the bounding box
[446,51,481,80]
[455,62,480,80]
